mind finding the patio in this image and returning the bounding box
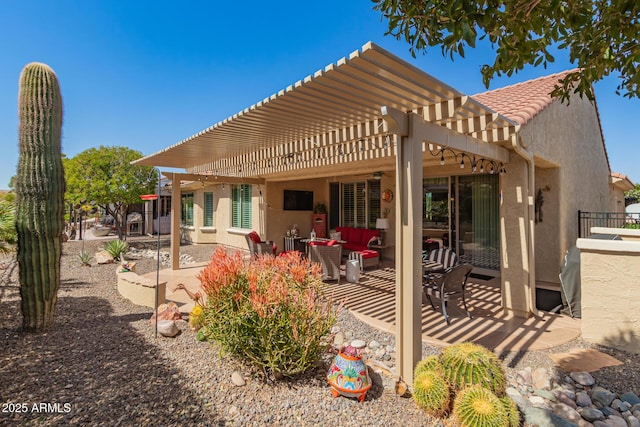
[144,259,580,355]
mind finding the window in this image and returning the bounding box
[231,184,252,229]
[203,192,214,227]
[367,180,381,228]
[152,195,171,219]
[181,193,194,226]
[341,181,380,228]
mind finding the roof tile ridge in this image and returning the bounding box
[471,68,581,97]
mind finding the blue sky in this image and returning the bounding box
[1,0,638,189]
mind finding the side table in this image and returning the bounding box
[368,243,391,267]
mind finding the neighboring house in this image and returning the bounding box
[134,42,633,381]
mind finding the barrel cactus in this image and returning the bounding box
[16,62,65,331]
[440,342,507,395]
[412,370,451,417]
[453,385,508,427]
[414,354,442,379]
[500,396,520,427]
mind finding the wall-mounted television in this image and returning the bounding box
[283,190,314,211]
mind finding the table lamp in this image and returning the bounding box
[375,218,389,245]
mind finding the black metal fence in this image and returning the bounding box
[578,210,640,238]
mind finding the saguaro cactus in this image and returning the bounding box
[16,62,65,331]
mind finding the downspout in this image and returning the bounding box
[510,134,540,316]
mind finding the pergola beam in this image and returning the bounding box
[161,172,265,186]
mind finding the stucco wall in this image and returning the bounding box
[499,154,534,317]
[180,184,264,250]
[264,179,329,249]
[577,237,640,354]
[521,96,614,284]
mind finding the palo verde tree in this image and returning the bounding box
[15,63,65,331]
[64,146,157,239]
[373,0,640,101]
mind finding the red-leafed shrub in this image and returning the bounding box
[197,247,336,377]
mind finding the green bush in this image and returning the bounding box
[453,386,508,427]
[198,247,336,377]
[103,239,129,261]
[0,200,16,253]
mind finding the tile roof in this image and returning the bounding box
[471,69,579,125]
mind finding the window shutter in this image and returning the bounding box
[204,192,214,226]
[241,184,252,229]
[355,182,366,227]
[342,183,355,227]
[232,186,241,227]
[368,180,381,228]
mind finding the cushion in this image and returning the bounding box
[329,231,342,240]
[349,228,364,245]
[327,239,338,246]
[343,243,368,252]
[309,241,328,246]
[360,229,379,246]
[335,227,349,242]
[359,250,379,259]
[248,231,262,243]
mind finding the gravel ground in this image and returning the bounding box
[1,237,638,426]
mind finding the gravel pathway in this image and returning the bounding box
[1,237,638,426]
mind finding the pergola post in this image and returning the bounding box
[170,173,181,271]
[383,107,423,385]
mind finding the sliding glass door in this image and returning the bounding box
[423,174,500,271]
[456,174,500,270]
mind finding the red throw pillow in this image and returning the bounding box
[248,231,262,243]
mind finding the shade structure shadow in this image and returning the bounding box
[323,267,581,355]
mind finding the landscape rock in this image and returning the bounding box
[571,372,596,387]
[627,416,640,427]
[592,387,616,408]
[150,302,183,323]
[533,367,552,390]
[577,391,593,407]
[231,371,246,387]
[603,415,627,427]
[579,407,606,422]
[95,250,114,264]
[525,407,579,427]
[621,392,640,406]
[351,339,366,348]
[157,320,179,337]
[552,402,583,424]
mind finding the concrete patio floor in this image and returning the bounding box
[143,260,580,354]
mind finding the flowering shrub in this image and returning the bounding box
[197,247,336,377]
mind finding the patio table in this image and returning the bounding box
[300,238,346,257]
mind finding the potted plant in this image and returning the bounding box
[313,203,327,214]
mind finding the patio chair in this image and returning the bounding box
[245,231,276,256]
[422,264,474,325]
[422,247,458,274]
[309,242,342,283]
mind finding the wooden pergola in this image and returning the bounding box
[135,42,530,384]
